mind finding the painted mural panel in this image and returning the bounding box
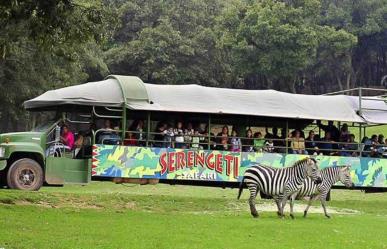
[92,145,387,188]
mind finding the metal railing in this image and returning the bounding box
[105,130,387,158]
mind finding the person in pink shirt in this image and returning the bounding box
[61,124,74,149]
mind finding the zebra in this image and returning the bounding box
[237,158,322,218]
[289,165,353,219]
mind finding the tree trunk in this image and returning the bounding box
[335,73,343,91]
[345,72,351,90]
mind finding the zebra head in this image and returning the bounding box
[305,158,322,184]
[339,165,354,188]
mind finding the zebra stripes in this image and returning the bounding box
[238,158,321,218]
[290,165,353,218]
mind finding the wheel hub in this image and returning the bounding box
[18,169,35,186]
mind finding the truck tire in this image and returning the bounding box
[7,159,44,191]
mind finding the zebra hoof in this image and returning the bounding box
[325,214,331,219]
[290,214,295,219]
[251,212,259,218]
[277,211,281,217]
[303,211,307,218]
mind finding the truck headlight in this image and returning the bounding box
[0,147,5,157]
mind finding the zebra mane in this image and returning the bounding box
[292,157,311,167]
[321,166,340,173]
[252,157,313,169]
[323,165,349,171]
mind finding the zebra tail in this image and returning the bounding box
[237,176,245,200]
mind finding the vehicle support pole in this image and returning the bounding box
[208,114,211,149]
[146,112,151,147]
[122,105,127,143]
[358,88,363,155]
[358,123,362,155]
[358,87,362,116]
[285,119,289,154]
[113,75,129,142]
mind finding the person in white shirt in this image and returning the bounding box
[173,121,185,149]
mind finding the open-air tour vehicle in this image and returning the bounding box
[0,75,386,191]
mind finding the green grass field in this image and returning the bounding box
[349,125,387,139]
[0,182,386,249]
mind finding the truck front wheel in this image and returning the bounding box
[7,159,43,191]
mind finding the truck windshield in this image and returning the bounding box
[31,111,58,132]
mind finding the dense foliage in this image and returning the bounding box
[0,0,386,131]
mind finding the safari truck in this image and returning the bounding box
[0,111,91,190]
[0,75,386,191]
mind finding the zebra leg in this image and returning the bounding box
[289,194,296,219]
[274,197,282,217]
[303,195,318,218]
[320,194,330,218]
[247,184,259,218]
[280,194,289,218]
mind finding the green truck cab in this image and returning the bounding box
[0,75,144,191]
[0,116,91,190]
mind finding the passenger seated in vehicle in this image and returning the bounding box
[173,121,185,149]
[361,136,371,157]
[153,122,166,147]
[191,129,201,150]
[74,131,84,158]
[61,124,75,150]
[275,128,287,153]
[46,123,74,157]
[339,123,350,142]
[82,123,94,143]
[99,125,121,145]
[264,139,274,152]
[319,131,334,155]
[378,138,387,158]
[216,125,229,151]
[253,132,265,152]
[290,130,307,154]
[123,131,137,146]
[243,129,254,152]
[317,120,340,141]
[97,120,114,143]
[201,125,216,150]
[265,127,281,151]
[130,120,146,146]
[305,130,319,155]
[184,122,194,149]
[103,120,113,131]
[74,123,94,158]
[163,124,174,148]
[340,134,358,157]
[230,129,242,152]
[378,134,385,145]
[369,134,379,157]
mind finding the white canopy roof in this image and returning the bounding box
[347,96,387,124]
[130,84,364,123]
[24,75,387,124]
[24,79,124,108]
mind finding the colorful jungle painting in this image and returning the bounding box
[92,145,387,188]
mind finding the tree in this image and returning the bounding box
[218,0,357,92]
[104,0,233,86]
[0,0,109,131]
[320,0,387,89]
